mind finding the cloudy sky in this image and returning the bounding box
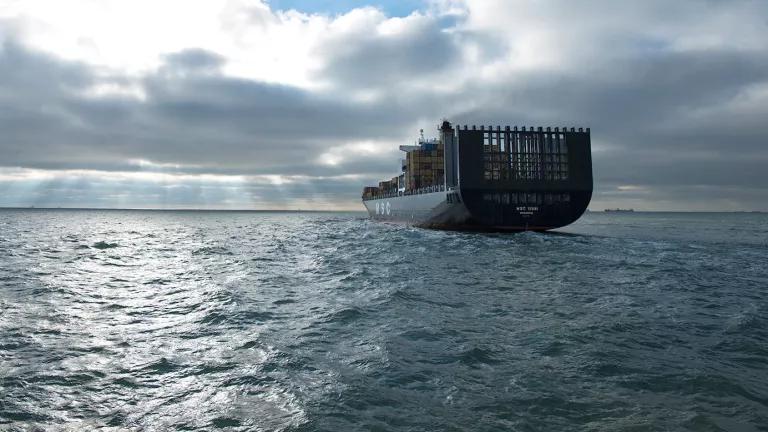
[1,0,767,211]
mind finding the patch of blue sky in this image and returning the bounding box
[267,0,426,17]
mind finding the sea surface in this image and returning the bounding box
[1,209,767,431]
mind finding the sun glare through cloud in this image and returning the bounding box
[3,3,768,431]
[0,0,767,210]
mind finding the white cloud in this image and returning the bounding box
[1,0,450,89]
[2,0,311,86]
[317,140,393,167]
[1,0,767,210]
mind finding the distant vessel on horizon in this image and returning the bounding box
[604,208,634,213]
[361,120,593,231]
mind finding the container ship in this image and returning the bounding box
[361,121,593,231]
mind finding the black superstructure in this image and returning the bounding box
[362,121,593,231]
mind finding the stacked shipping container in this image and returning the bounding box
[362,186,378,200]
[405,144,444,191]
[362,136,445,199]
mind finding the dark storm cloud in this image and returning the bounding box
[0,40,416,180]
[448,48,768,204]
[314,14,461,89]
[162,49,226,72]
[1,0,768,210]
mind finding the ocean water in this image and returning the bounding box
[1,209,767,431]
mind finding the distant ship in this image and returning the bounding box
[361,121,593,231]
[604,208,634,213]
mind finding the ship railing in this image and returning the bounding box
[363,183,446,201]
[403,183,446,196]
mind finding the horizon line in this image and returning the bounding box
[0,206,765,214]
[0,206,363,212]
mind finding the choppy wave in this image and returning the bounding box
[92,241,119,249]
[0,209,767,430]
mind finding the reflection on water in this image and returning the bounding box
[1,210,767,430]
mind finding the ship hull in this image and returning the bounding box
[363,190,468,228]
[363,188,591,231]
[362,122,593,232]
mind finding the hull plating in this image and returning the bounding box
[363,189,590,231]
